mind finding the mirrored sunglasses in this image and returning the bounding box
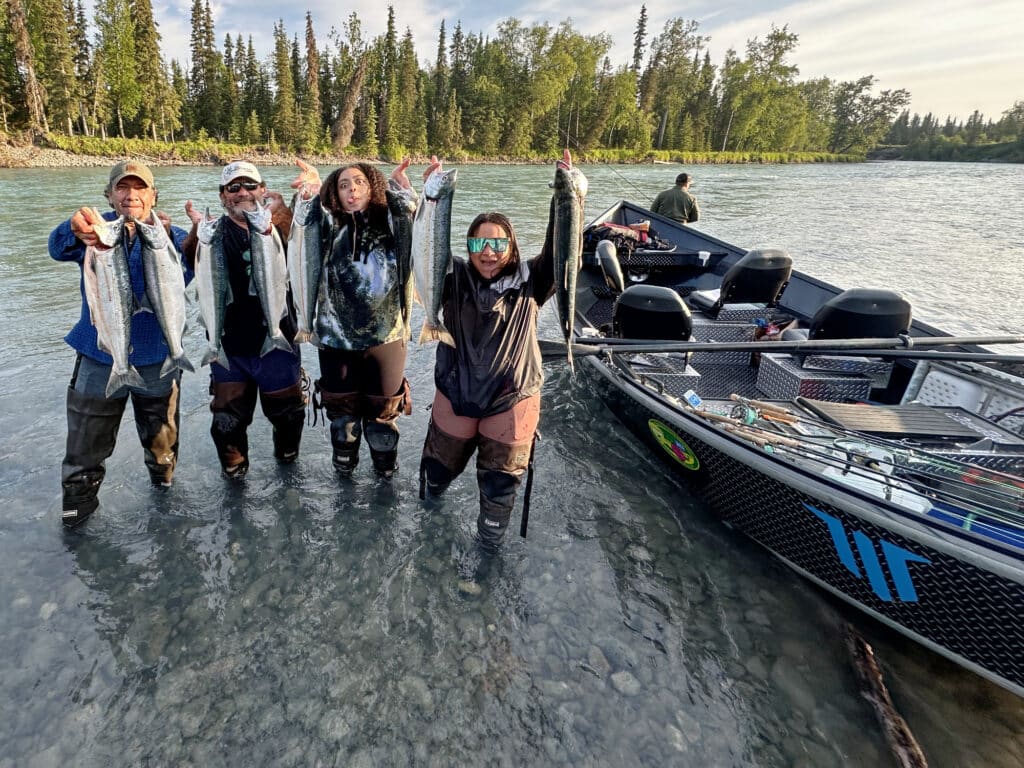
[466,237,509,254]
[224,181,260,193]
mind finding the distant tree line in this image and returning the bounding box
[2,1,917,158]
[884,102,1024,162]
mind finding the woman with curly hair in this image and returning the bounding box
[290,157,435,478]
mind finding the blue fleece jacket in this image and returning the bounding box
[49,212,192,366]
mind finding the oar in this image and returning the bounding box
[539,340,1024,364]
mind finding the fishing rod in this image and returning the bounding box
[725,394,1024,506]
[688,406,1024,525]
[571,332,1024,351]
[558,127,650,200]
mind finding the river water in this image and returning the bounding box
[1,161,1023,767]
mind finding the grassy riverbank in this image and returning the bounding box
[0,132,864,169]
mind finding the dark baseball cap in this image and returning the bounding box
[108,160,155,189]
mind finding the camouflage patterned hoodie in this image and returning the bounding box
[314,182,417,350]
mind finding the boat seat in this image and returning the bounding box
[688,248,792,319]
[613,284,692,341]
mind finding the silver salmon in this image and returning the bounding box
[82,212,146,397]
[243,200,293,357]
[134,214,194,377]
[552,163,588,372]
[411,168,457,346]
[389,184,418,339]
[287,194,322,346]
[194,210,231,368]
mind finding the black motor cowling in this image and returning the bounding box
[613,285,692,340]
[809,288,912,340]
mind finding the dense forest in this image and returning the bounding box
[1,1,1020,161]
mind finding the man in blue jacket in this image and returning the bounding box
[49,160,192,527]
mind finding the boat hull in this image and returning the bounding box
[582,353,1024,697]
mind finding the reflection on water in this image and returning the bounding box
[1,162,1023,766]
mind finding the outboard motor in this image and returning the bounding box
[613,285,692,341]
[597,239,625,293]
[809,288,912,340]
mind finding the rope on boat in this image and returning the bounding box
[846,625,930,768]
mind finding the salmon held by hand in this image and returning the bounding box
[412,167,458,346]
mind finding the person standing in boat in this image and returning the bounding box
[288,158,418,478]
[651,172,700,224]
[49,160,192,527]
[419,150,582,551]
[181,161,307,479]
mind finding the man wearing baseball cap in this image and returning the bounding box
[182,161,305,479]
[650,172,700,225]
[48,159,193,526]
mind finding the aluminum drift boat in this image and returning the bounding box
[566,200,1024,697]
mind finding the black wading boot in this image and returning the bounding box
[131,380,181,487]
[475,437,532,551]
[364,381,412,479]
[320,390,362,476]
[61,386,128,527]
[210,381,257,479]
[260,383,307,464]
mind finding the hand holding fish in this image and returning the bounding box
[557,148,572,171]
[70,206,105,247]
[263,190,286,214]
[291,159,321,199]
[422,155,442,183]
[390,157,413,190]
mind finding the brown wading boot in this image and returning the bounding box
[210,381,257,479]
[364,380,412,479]
[131,381,181,487]
[418,419,478,499]
[320,389,363,476]
[61,386,128,527]
[475,436,532,551]
[260,383,306,464]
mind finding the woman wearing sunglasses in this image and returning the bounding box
[288,157,421,478]
[420,149,583,551]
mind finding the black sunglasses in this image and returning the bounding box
[224,181,261,193]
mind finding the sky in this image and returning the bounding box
[152,0,1023,122]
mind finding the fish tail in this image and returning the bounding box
[201,347,226,369]
[293,330,312,345]
[261,334,294,357]
[175,353,195,374]
[105,366,145,398]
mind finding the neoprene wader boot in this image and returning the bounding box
[61,386,127,527]
[131,382,181,487]
[475,437,532,551]
[364,380,412,478]
[419,419,478,499]
[261,383,306,463]
[210,381,257,479]
[320,389,362,475]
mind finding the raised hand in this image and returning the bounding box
[422,154,442,183]
[390,157,413,189]
[291,158,321,199]
[184,200,204,226]
[557,148,572,171]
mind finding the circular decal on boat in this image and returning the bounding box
[648,419,700,470]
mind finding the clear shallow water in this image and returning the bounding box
[1,162,1023,766]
